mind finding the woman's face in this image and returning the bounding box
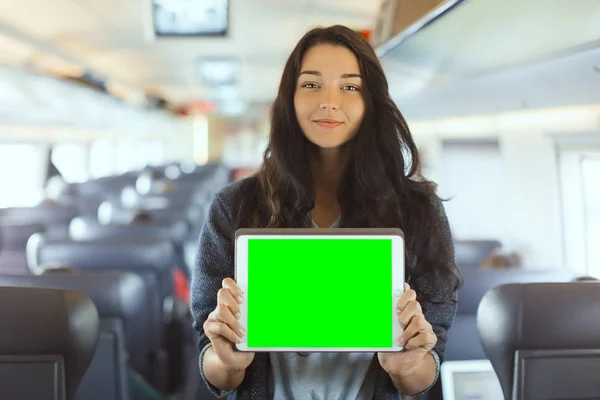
[294,44,365,149]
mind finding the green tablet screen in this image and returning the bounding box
[245,237,396,349]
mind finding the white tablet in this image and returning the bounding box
[234,228,405,352]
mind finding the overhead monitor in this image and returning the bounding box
[152,0,229,37]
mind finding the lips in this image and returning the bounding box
[314,119,343,129]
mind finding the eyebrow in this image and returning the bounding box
[299,70,362,79]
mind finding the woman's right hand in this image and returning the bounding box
[203,277,255,371]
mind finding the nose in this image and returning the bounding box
[320,103,339,111]
[320,87,340,111]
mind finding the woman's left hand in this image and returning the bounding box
[377,283,437,378]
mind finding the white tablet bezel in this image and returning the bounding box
[234,229,404,352]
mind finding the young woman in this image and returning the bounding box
[191,25,461,399]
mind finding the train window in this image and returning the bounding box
[581,156,600,277]
[137,141,164,168]
[115,141,165,173]
[222,131,264,168]
[51,143,89,183]
[89,140,116,178]
[558,147,600,278]
[0,143,45,207]
[115,141,140,173]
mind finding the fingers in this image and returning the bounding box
[396,282,436,351]
[397,298,421,328]
[203,278,247,345]
[398,314,436,349]
[205,295,246,344]
[397,313,425,346]
[217,287,241,317]
[215,303,246,338]
[204,314,243,344]
[223,278,244,303]
[396,285,417,315]
[405,330,437,351]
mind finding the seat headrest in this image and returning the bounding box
[458,268,573,315]
[57,195,104,215]
[454,240,502,266]
[0,271,148,322]
[0,205,77,225]
[0,222,45,251]
[98,201,194,224]
[77,176,137,196]
[477,282,600,398]
[572,275,599,282]
[27,234,175,275]
[0,286,99,400]
[69,216,188,243]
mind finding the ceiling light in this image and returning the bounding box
[196,58,240,86]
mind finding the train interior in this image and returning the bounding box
[0,0,599,399]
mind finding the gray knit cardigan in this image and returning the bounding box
[191,178,458,399]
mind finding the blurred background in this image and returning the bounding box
[0,1,599,399]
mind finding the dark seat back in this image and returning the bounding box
[121,185,199,207]
[77,175,137,197]
[445,268,573,362]
[178,162,230,184]
[77,319,128,400]
[0,204,77,222]
[0,222,45,274]
[69,216,189,244]
[28,234,174,276]
[0,286,99,400]
[0,271,150,396]
[98,201,196,225]
[478,282,600,400]
[0,205,77,238]
[0,222,45,251]
[57,195,105,216]
[457,268,574,315]
[27,234,175,384]
[454,240,502,267]
[27,233,173,339]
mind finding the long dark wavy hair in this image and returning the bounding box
[236,25,461,301]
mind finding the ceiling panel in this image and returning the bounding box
[0,0,106,40]
[395,44,600,120]
[0,0,380,107]
[382,0,600,82]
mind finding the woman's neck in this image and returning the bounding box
[309,147,351,202]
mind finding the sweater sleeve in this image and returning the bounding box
[423,197,459,364]
[190,190,237,397]
[405,197,459,395]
